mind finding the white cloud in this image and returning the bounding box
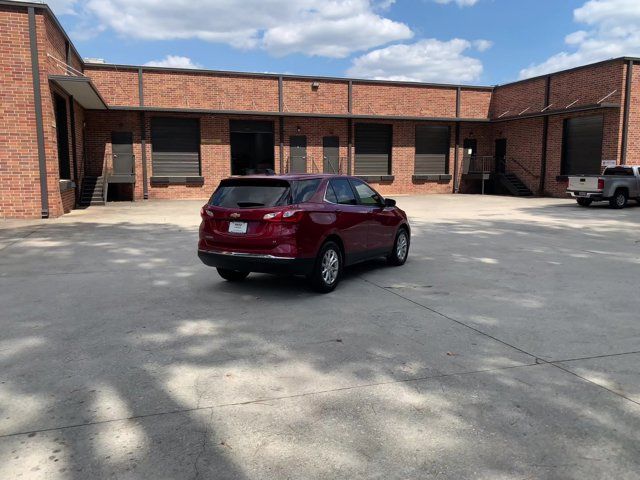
[433,0,480,6]
[519,0,640,79]
[347,38,483,83]
[144,55,202,69]
[74,0,411,58]
[43,0,78,15]
[473,39,493,52]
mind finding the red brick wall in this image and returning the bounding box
[143,71,279,111]
[283,79,348,114]
[549,61,624,110]
[0,7,80,219]
[352,83,457,117]
[623,62,640,166]
[460,90,492,119]
[0,6,42,218]
[84,67,139,106]
[61,188,74,213]
[491,77,547,119]
[39,12,83,217]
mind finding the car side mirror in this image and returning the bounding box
[383,198,396,208]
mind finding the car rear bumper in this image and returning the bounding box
[198,249,314,275]
[567,191,603,199]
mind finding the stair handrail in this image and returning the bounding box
[505,156,540,179]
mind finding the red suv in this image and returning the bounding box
[198,174,410,292]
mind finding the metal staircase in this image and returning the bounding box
[79,176,106,206]
[497,172,534,196]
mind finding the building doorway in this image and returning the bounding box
[230,120,275,175]
[323,136,339,173]
[289,135,307,173]
[54,93,71,180]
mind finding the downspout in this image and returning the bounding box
[69,96,79,204]
[278,76,284,173]
[28,7,49,218]
[453,87,461,193]
[348,80,353,175]
[621,60,633,165]
[538,75,551,194]
[139,67,148,199]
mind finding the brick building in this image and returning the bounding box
[1,0,639,218]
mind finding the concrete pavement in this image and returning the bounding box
[0,195,639,479]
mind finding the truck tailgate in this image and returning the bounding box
[568,176,600,191]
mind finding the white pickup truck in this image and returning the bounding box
[567,165,640,208]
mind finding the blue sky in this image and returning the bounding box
[44,0,640,85]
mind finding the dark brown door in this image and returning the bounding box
[495,138,507,173]
[112,132,134,176]
[289,135,307,173]
[323,136,339,173]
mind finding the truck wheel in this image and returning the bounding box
[217,268,250,282]
[609,189,628,209]
[576,198,592,207]
[308,241,342,293]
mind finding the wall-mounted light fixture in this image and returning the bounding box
[296,126,301,133]
[311,81,320,90]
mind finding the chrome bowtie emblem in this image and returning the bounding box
[230,213,241,219]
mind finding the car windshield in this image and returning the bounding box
[209,180,290,208]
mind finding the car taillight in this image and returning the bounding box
[263,209,304,223]
[597,178,604,190]
[200,205,214,218]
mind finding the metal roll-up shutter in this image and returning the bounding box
[151,117,200,176]
[355,123,392,175]
[561,116,603,175]
[415,125,450,174]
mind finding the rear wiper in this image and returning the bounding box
[237,202,265,208]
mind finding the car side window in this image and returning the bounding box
[329,178,357,205]
[350,179,382,206]
[292,179,321,203]
[324,182,339,203]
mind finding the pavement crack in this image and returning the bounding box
[360,276,640,408]
[0,362,538,440]
[0,227,42,252]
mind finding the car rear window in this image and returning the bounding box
[604,167,634,176]
[209,180,290,208]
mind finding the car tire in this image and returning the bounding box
[217,268,250,282]
[609,189,628,209]
[308,241,342,293]
[576,198,592,207]
[387,228,410,266]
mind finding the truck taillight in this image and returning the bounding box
[263,209,304,223]
[597,178,604,190]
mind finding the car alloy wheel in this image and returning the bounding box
[321,249,340,285]
[388,228,409,266]
[309,241,342,293]
[396,231,408,262]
